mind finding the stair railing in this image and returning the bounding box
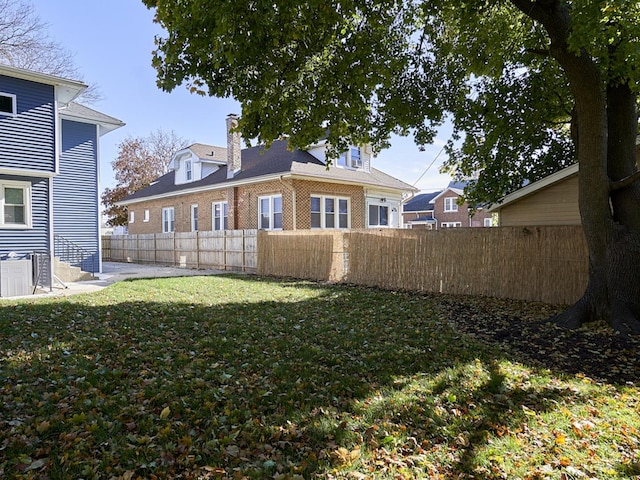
[53,235,97,278]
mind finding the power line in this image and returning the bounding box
[412,143,446,186]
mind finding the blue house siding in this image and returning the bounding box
[54,119,99,272]
[0,175,50,255]
[0,75,56,172]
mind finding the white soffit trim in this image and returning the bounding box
[431,187,464,202]
[487,163,579,212]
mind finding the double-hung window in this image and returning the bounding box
[0,181,31,228]
[185,160,192,181]
[212,201,228,231]
[444,197,458,212]
[0,92,17,117]
[258,195,282,230]
[143,209,150,222]
[190,204,198,232]
[310,195,349,229]
[368,204,389,227]
[162,207,175,233]
[336,146,363,169]
[129,211,135,224]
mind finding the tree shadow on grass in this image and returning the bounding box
[0,275,637,478]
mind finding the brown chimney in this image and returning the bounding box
[226,114,241,179]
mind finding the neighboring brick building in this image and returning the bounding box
[432,181,493,228]
[402,182,494,229]
[118,115,416,233]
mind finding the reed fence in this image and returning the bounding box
[257,226,588,305]
[102,230,257,273]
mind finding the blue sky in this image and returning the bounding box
[31,0,453,196]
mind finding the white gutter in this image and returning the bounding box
[118,171,416,207]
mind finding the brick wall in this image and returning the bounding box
[291,179,365,229]
[126,178,369,233]
[433,191,492,228]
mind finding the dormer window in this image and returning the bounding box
[336,146,363,169]
[0,92,17,116]
[185,160,192,181]
[350,147,362,168]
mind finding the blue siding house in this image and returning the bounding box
[0,64,123,296]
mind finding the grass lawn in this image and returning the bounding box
[1,275,639,479]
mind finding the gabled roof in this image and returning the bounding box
[59,102,125,135]
[186,143,227,163]
[431,186,464,202]
[487,163,579,212]
[0,64,86,105]
[119,139,416,205]
[402,191,442,212]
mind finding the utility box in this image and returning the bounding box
[0,254,33,298]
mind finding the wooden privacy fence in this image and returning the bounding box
[257,226,589,305]
[103,230,257,273]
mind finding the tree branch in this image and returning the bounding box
[610,170,640,192]
[526,48,550,57]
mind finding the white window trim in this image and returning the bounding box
[0,180,32,229]
[484,217,492,227]
[258,194,283,230]
[162,207,175,233]
[143,209,150,222]
[129,211,135,224]
[441,221,462,228]
[310,195,350,229]
[0,92,17,117]
[337,146,363,170]
[185,160,193,181]
[212,201,228,231]
[190,204,198,232]
[368,203,390,228]
[444,197,458,212]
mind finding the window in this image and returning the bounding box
[441,222,462,228]
[350,147,362,168]
[0,181,31,228]
[129,211,135,224]
[185,160,192,181]
[258,195,282,230]
[190,204,198,232]
[143,209,150,222]
[484,217,493,227]
[310,195,349,229]
[0,92,16,116]
[336,146,363,169]
[162,207,175,233]
[368,204,389,227]
[444,197,458,212]
[212,201,228,231]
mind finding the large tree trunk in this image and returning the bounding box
[512,0,640,334]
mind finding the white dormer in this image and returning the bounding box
[307,141,372,172]
[171,144,227,185]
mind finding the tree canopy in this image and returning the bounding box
[0,0,100,103]
[143,0,640,332]
[101,130,189,227]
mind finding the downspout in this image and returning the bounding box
[279,176,296,230]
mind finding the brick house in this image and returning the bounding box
[402,191,442,229]
[118,115,417,233]
[431,181,493,228]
